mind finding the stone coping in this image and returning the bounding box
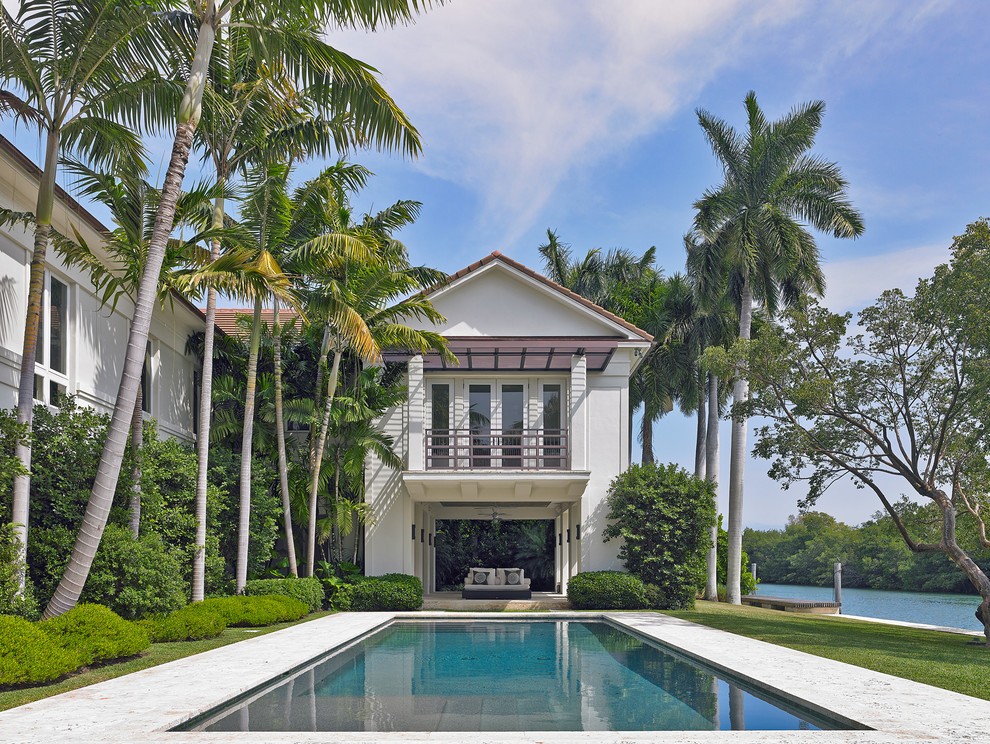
[1,610,987,743]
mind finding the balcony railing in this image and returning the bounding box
[425,428,569,470]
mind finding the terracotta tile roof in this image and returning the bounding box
[425,252,654,342]
[210,308,302,339]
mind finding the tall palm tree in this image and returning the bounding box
[42,0,440,618]
[303,208,453,576]
[0,0,161,591]
[692,91,864,604]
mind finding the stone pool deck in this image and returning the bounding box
[1,610,988,743]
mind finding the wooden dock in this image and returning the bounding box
[741,594,841,615]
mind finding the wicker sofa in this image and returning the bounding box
[461,567,532,599]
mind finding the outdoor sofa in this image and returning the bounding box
[462,567,532,599]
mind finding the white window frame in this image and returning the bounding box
[33,271,71,407]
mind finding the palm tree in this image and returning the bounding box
[692,91,864,604]
[303,208,453,576]
[0,0,162,591]
[189,13,423,597]
[42,0,440,619]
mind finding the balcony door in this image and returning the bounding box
[462,380,528,468]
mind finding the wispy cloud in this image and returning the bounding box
[822,243,950,312]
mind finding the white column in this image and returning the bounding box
[402,496,414,574]
[570,354,588,470]
[408,355,425,471]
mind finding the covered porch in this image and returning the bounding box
[403,471,588,595]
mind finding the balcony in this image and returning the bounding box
[425,428,569,470]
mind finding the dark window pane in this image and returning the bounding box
[34,374,43,402]
[469,384,491,467]
[430,384,450,467]
[49,277,66,374]
[543,385,562,467]
[502,384,524,467]
[50,381,65,407]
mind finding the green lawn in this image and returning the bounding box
[0,610,334,713]
[666,601,989,700]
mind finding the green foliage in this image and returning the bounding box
[744,505,988,594]
[567,571,650,610]
[0,616,78,686]
[603,462,716,609]
[345,574,422,611]
[0,411,28,515]
[79,525,187,619]
[330,583,354,611]
[41,604,149,667]
[139,605,227,643]
[0,523,38,620]
[434,519,555,591]
[244,577,324,613]
[198,595,308,627]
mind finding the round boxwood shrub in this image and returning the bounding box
[603,462,716,610]
[140,604,228,643]
[199,595,307,627]
[41,604,150,666]
[0,616,79,686]
[567,571,650,610]
[243,577,324,613]
[349,574,423,611]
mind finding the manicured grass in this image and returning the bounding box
[666,601,989,701]
[0,610,333,712]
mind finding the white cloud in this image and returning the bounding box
[822,243,950,312]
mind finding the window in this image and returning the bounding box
[33,273,70,406]
[501,384,525,467]
[429,383,450,467]
[542,383,562,467]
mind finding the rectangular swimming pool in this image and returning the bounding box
[178,620,849,732]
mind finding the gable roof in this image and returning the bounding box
[424,252,653,342]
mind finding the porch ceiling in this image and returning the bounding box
[383,336,620,371]
[402,470,589,503]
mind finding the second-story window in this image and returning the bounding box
[33,272,69,406]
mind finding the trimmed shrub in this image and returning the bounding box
[330,583,354,611]
[603,462,716,610]
[567,571,650,610]
[0,523,38,620]
[0,616,78,686]
[139,604,227,643]
[348,574,422,611]
[41,604,149,666]
[244,577,324,613]
[199,595,307,627]
[80,525,187,619]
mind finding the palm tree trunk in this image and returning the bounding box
[236,297,264,593]
[272,298,298,576]
[192,196,223,602]
[694,376,706,479]
[129,384,143,538]
[641,412,654,464]
[309,325,331,470]
[307,348,341,576]
[704,372,720,601]
[726,280,753,605]
[11,129,60,591]
[42,119,201,619]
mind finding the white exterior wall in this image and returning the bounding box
[0,144,202,441]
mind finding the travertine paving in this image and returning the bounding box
[1,610,986,743]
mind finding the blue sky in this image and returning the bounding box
[4,1,987,529]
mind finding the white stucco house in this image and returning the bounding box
[367,252,653,593]
[0,136,204,440]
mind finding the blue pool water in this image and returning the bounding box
[182,621,846,732]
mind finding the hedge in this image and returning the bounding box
[244,577,324,613]
[199,595,308,627]
[567,571,653,610]
[41,603,150,666]
[139,604,227,643]
[339,573,422,611]
[0,616,78,686]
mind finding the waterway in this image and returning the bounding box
[753,583,983,631]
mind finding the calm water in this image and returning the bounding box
[755,583,982,630]
[182,621,845,732]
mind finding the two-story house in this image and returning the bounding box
[368,252,653,593]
